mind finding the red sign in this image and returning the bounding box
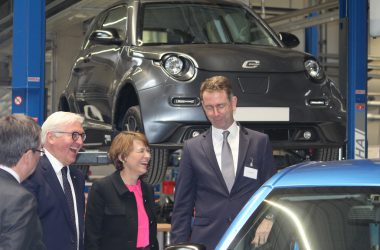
[356,103,365,110]
[14,96,23,106]
[27,76,40,82]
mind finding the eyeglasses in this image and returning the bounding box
[32,148,45,156]
[53,131,87,142]
[26,148,45,156]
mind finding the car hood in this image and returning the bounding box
[130,44,310,73]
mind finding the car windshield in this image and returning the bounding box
[230,187,380,250]
[139,3,278,46]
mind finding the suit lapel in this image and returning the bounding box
[40,157,76,232]
[70,167,83,207]
[69,166,85,241]
[200,129,229,192]
[236,126,250,179]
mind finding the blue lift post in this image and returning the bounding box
[12,0,46,124]
[341,0,368,159]
[305,11,318,57]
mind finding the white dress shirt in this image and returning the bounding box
[0,164,21,183]
[211,122,240,174]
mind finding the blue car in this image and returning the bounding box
[167,159,380,250]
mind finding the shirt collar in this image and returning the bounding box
[44,149,65,174]
[126,179,141,192]
[212,122,239,140]
[0,164,21,183]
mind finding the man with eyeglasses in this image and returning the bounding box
[0,114,46,250]
[23,111,86,250]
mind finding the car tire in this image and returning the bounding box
[312,147,339,161]
[122,105,143,131]
[122,105,169,185]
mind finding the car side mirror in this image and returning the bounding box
[278,32,300,48]
[89,28,123,46]
[165,243,206,250]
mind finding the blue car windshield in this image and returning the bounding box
[140,3,278,46]
[230,187,380,250]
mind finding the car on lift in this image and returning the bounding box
[59,0,346,184]
[166,159,380,250]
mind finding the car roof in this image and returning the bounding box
[138,0,246,4]
[264,159,380,188]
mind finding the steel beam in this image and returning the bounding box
[343,0,368,159]
[12,0,46,124]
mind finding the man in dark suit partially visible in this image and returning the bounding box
[171,76,277,249]
[23,112,86,250]
[0,114,45,250]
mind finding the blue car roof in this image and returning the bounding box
[264,159,380,188]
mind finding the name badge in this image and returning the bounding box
[244,167,258,179]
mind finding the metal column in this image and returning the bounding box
[12,0,46,124]
[305,11,318,57]
[341,0,368,159]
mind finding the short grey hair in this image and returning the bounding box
[41,111,84,145]
[0,114,41,167]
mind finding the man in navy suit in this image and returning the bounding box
[0,114,45,250]
[171,76,276,249]
[23,112,86,250]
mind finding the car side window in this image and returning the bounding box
[101,6,127,41]
[232,206,304,250]
[230,188,379,250]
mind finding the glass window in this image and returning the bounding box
[101,6,127,41]
[140,3,278,46]
[230,187,380,250]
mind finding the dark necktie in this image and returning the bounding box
[62,166,77,249]
[221,131,235,192]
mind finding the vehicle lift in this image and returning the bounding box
[10,1,377,247]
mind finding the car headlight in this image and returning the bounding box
[164,56,183,75]
[304,59,325,83]
[163,54,195,81]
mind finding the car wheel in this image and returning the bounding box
[312,147,340,161]
[122,106,143,131]
[122,106,169,185]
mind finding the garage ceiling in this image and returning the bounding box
[46,0,119,32]
[0,0,120,56]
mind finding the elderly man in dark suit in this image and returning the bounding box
[171,76,276,249]
[23,111,86,250]
[0,114,45,250]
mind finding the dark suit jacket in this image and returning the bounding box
[85,171,159,250]
[0,169,46,250]
[22,156,85,250]
[171,126,276,250]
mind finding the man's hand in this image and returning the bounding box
[251,218,274,247]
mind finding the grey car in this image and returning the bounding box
[59,0,346,184]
